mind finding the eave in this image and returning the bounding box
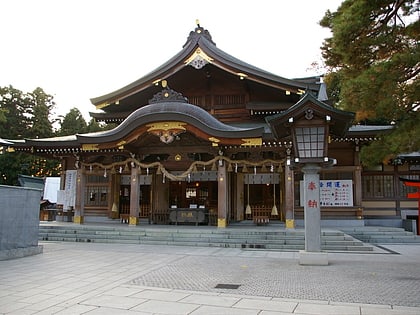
[91,25,321,111]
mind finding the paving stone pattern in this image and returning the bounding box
[1,241,420,314]
[130,254,420,307]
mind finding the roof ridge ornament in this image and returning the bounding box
[148,82,189,104]
[183,21,216,48]
[185,47,213,69]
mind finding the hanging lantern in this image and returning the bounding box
[242,165,248,173]
[261,164,267,173]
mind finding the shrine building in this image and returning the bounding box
[9,23,420,228]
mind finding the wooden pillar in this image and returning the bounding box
[285,164,295,228]
[129,166,140,225]
[217,162,227,227]
[74,168,85,224]
[354,166,363,218]
[353,143,363,218]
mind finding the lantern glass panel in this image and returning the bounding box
[295,126,325,158]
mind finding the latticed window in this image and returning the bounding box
[362,175,394,198]
[85,186,109,207]
[86,175,109,184]
[214,94,245,105]
[85,175,109,206]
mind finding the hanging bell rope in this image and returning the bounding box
[245,177,252,215]
[271,182,278,216]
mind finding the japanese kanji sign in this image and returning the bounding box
[300,180,353,207]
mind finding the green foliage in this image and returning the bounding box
[320,0,420,165]
[0,152,61,185]
[57,108,116,135]
[0,86,32,139]
[57,107,88,136]
[0,86,118,185]
[28,87,55,138]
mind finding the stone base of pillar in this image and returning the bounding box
[285,219,295,229]
[73,215,84,224]
[298,250,328,266]
[129,216,139,226]
[217,218,227,228]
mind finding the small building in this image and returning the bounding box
[9,24,420,227]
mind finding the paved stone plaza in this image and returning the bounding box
[1,241,420,314]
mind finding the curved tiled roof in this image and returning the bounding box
[91,24,320,108]
[78,101,264,144]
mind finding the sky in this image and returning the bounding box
[0,0,343,121]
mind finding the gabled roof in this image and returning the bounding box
[266,92,355,140]
[79,102,264,145]
[91,24,321,110]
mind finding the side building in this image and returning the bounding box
[9,24,420,228]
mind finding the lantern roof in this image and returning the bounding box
[266,92,355,141]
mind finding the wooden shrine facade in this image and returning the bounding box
[9,23,420,227]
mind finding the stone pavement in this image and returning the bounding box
[1,241,420,314]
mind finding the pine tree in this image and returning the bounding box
[28,87,55,138]
[320,0,420,165]
[58,108,88,136]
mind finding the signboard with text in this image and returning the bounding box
[300,180,353,207]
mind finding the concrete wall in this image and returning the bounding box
[0,185,42,251]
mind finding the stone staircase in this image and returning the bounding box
[38,223,374,252]
[339,226,420,244]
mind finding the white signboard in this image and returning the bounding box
[63,170,77,210]
[43,177,60,203]
[300,180,353,207]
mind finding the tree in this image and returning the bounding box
[27,87,55,138]
[57,108,116,135]
[0,86,60,185]
[57,107,88,136]
[320,0,420,165]
[0,86,32,139]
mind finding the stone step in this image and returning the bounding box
[339,226,420,244]
[38,224,373,252]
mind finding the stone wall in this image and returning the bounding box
[0,185,43,259]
